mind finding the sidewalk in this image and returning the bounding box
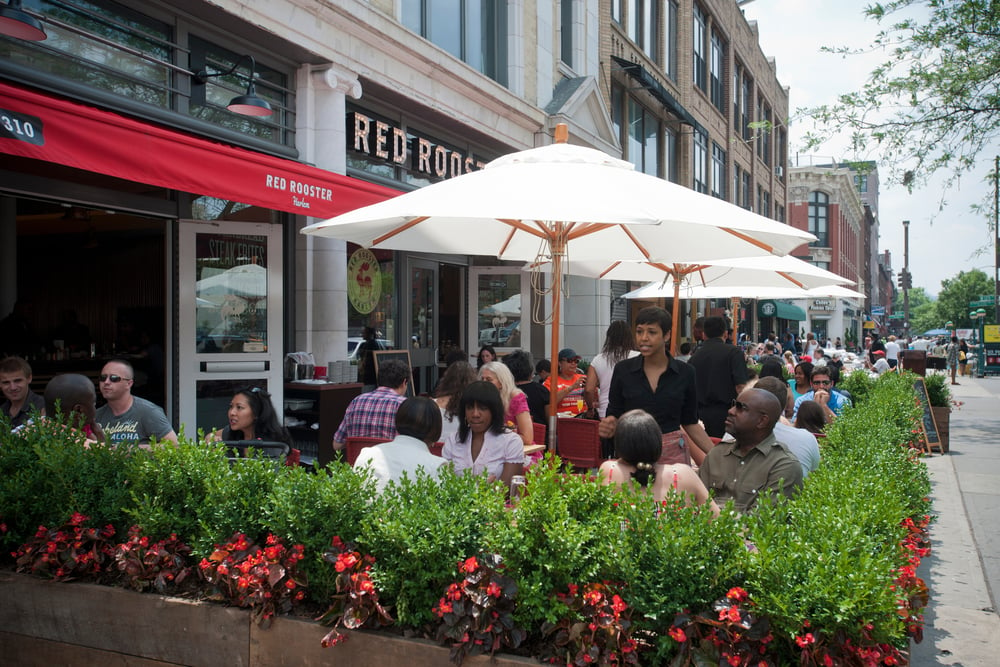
[909,375,1000,666]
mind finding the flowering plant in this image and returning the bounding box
[669,587,775,667]
[114,525,194,593]
[433,553,525,665]
[540,581,639,666]
[317,535,393,648]
[14,512,115,581]
[197,532,307,627]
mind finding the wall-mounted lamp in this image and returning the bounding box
[0,0,47,41]
[193,54,272,117]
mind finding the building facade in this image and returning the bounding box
[786,165,866,345]
[602,0,793,339]
[1,0,798,448]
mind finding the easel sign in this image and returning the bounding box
[373,350,415,398]
[912,378,943,454]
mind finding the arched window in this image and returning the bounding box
[808,191,829,246]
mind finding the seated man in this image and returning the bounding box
[16,373,104,446]
[791,366,852,424]
[333,359,410,450]
[753,377,821,477]
[0,356,45,429]
[698,388,803,513]
[353,396,446,494]
[95,359,177,448]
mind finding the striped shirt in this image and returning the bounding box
[334,387,406,443]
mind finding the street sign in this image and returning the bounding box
[970,296,996,307]
[888,313,904,319]
[871,306,885,316]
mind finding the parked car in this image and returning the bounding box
[347,337,389,362]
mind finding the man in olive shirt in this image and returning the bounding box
[698,388,803,513]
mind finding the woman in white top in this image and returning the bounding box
[479,361,533,446]
[354,397,446,494]
[433,361,477,441]
[442,381,524,487]
[598,409,718,516]
[585,320,639,419]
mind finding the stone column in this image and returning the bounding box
[294,63,362,368]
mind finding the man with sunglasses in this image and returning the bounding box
[95,359,176,448]
[698,388,803,513]
[790,366,851,425]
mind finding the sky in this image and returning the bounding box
[741,0,998,299]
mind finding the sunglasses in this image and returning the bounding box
[731,399,767,415]
[99,374,130,383]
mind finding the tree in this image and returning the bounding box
[932,269,995,328]
[893,286,938,334]
[802,1,1000,196]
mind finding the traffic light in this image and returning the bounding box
[897,270,911,290]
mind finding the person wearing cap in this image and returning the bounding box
[872,350,890,374]
[542,348,588,416]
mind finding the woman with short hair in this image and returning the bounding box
[354,396,445,494]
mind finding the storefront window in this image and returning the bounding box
[476,271,522,349]
[193,232,268,354]
[346,244,397,349]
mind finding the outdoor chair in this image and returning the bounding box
[345,436,390,465]
[532,422,547,447]
[555,417,605,471]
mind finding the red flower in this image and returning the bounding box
[727,586,749,602]
[486,582,502,598]
[795,632,816,647]
[668,626,687,643]
[460,556,479,573]
[610,594,627,614]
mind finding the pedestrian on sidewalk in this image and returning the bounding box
[947,336,961,385]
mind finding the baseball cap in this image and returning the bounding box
[558,348,581,361]
[873,350,886,356]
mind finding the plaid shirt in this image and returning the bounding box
[334,387,406,443]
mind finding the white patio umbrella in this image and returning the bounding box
[623,281,866,344]
[530,254,852,352]
[302,125,816,415]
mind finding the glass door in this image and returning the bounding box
[178,221,283,436]
[406,258,437,394]
[468,266,529,357]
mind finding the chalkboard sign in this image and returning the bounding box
[912,378,941,454]
[373,350,415,398]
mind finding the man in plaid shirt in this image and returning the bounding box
[334,359,410,451]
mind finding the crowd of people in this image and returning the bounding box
[10,313,967,515]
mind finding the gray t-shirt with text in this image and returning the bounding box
[96,396,173,445]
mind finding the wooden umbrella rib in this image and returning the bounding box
[372,216,429,245]
[777,271,805,288]
[723,227,775,253]
[620,225,652,260]
[499,218,550,240]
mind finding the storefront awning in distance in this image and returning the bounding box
[758,300,807,321]
[0,81,398,218]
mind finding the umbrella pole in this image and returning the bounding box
[670,277,681,356]
[731,296,740,343]
[547,233,564,453]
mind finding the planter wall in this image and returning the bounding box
[0,572,535,667]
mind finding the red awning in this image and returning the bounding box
[0,81,398,218]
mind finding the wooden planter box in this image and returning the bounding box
[931,406,950,453]
[0,571,536,666]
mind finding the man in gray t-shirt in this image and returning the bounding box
[96,359,176,447]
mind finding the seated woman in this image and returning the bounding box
[794,400,827,436]
[442,381,524,487]
[354,396,446,494]
[598,409,718,516]
[479,361,533,446]
[434,361,478,441]
[209,386,292,450]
